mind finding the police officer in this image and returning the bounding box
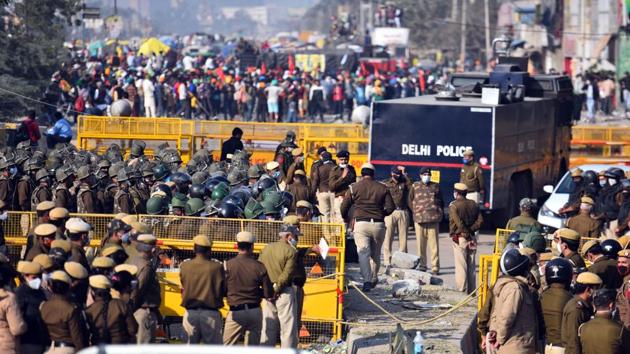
[285,170,314,214]
[40,270,88,353]
[49,207,69,239]
[0,157,16,207]
[85,275,137,344]
[25,223,56,261]
[31,169,53,210]
[64,261,89,306]
[506,198,542,232]
[113,170,134,214]
[555,228,586,269]
[329,150,356,223]
[179,235,225,344]
[449,183,483,293]
[15,261,50,354]
[285,148,305,184]
[459,149,484,203]
[566,196,601,238]
[16,164,35,212]
[311,151,335,224]
[383,166,412,270]
[340,163,395,292]
[66,218,91,270]
[258,225,299,348]
[617,249,630,329]
[76,166,98,213]
[578,288,630,353]
[410,167,443,274]
[127,234,160,344]
[540,257,573,352]
[53,168,75,212]
[558,168,586,216]
[561,272,602,354]
[223,231,273,345]
[582,239,622,289]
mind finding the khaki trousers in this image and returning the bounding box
[354,221,386,283]
[316,191,335,223]
[414,222,440,272]
[183,308,223,344]
[452,237,476,293]
[223,307,263,346]
[544,344,565,354]
[134,308,157,344]
[332,196,344,224]
[383,210,409,266]
[466,192,480,203]
[295,285,305,330]
[260,287,298,348]
[44,342,74,354]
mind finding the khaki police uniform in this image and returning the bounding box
[410,179,443,273]
[311,159,335,223]
[579,313,630,354]
[561,272,601,354]
[258,238,298,348]
[449,183,483,293]
[85,275,137,344]
[223,232,273,345]
[459,150,484,203]
[383,177,412,266]
[76,184,97,214]
[340,164,395,285]
[617,250,630,329]
[566,212,601,239]
[541,283,573,352]
[113,188,133,215]
[180,235,226,345]
[586,254,622,290]
[329,164,356,223]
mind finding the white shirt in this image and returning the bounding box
[265,86,282,103]
[143,79,155,99]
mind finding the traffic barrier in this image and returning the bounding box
[493,228,513,253]
[477,253,500,314]
[2,211,346,344]
[76,116,369,174]
[571,125,630,166]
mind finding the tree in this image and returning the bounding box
[0,0,80,119]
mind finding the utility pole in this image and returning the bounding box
[459,0,467,71]
[452,0,458,21]
[579,0,586,72]
[484,0,491,70]
[114,0,118,15]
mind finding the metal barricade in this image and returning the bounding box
[493,228,514,254]
[477,254,500,313]
[571,125,630,165]
[2,211,345,344]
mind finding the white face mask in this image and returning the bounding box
[556,241,563,254]
[421,175,430,184]
[453,192,458,200]
[0,211,7,221]
[339,163,348,168]
[289,238,297,248]
[609,179,617,186]
[27,278,42,290]
[599,179,607,187]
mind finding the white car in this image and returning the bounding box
[538,164,630,230]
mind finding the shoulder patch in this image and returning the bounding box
[576,300,583,309]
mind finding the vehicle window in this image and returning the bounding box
[555,172,574,193]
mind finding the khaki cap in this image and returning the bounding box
[101,244,124,257]
[65,217,91,233]
[519,247,536,257]
[571,168,584,177]
[114,264,138,276]
[618,235,630,249]
[49,207,69,220]
[114,213,129,220]
[266,161,280,171]
[92,256,115,269]
[283,215,300,226]
[130,221,152,234]
[50,270,71,284]
[296,200,313,209]
[137,234,157,245]
[33,254,53,270]
[236,231,256,243]
[35,201,55,212]
[50,239,71,253]
[89,274,111,289]
[34,223,57,237]
[618,249,630,258]
[121,215,138,225]
[557,228,580,241]
[580,239,599,257]
[360,163,375,171]
[454,183,468,192]
[580,196,594,205]
[17,261,42,275]
[463,149,474,156]
[291,148,303,157]
[64,261,88,279]
[193,234,212,247]
[576,271,602,285]
[538,252,554,262]
[294,169,306,176]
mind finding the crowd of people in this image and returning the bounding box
[574,71,620,122]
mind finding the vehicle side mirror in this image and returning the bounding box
[543,185,554,194]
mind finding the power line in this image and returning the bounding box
[0,86,82,115]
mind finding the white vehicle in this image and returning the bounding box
[538,164,630,230]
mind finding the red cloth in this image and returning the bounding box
[23,118,40,143]
[333,85,344,101]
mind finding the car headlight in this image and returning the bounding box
[539,204,559,218]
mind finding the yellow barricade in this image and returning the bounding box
[477,254,500,313]
[3,212,346,344]
[571,125,630,162]
[77,116,370,175]
[494,228,514,254]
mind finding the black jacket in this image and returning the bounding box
[16,283,50,346]
[220,137,244,161]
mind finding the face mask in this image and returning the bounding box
[121,232,130,243]
[28,277,42,290]
[462,158,469,165]
[272,171,280,179]
[618,264,630,276]
[599,179,607,187]
[453,192,458,200]
[339,163,348,168]
[556,241,563,255]
[289,238,297,247]
[421,175,430,184]
[609,179,617,186]
[9,167,17,177]
[42,273,52,283]
[0,211,7,221]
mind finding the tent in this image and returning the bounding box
[138,37,170,56]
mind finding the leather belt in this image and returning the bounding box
[230,303,260,311]
[355,218,384,223]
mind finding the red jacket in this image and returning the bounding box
[23,118,40,143]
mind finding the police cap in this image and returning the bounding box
[33,254,53,270]
[576,271,602,286]
[36,201,56,212]
[236,231,256,243]
[114,264,138,276]
[580,239,599,257]
[193,234,212,247]
[454,183,467,192]
[89,274,112,289]
[65,217,91,233]
[50,270,71,284]
[64,262,88,280]
[17,261,42,275]
[50,239,71,253]
[34,223,57,237]
[557,228,580,241]
[92,256,115,269]
[49,207,69,220]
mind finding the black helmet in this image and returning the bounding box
[601,239,622,259]
[171,172,192,194]
[582,170,597,185]
[153,183,173,200]
[256,176,277,194]
[217,203,243,218]
[499,248,530,276]
[153,164,170,182]
[507,231,521,246]
[544,257,573,286]
[279,191,293,209]
[222,195,245,210]
[189,184,207,199]
[230,189,252,206]
[604,167,625,180]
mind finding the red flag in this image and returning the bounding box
[261,62,267,74]
[288,55,295,74]
[216,67,225,82]
[374,65,379,78]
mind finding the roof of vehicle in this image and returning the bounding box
[376,95,545,107]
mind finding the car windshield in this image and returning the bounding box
[555,172,575,194]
